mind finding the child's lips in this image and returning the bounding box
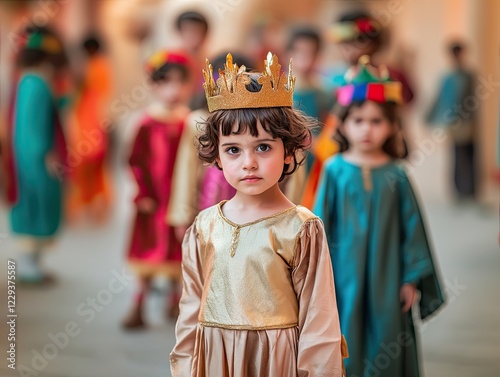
[241,176,262,182]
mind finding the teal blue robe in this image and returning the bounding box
[313,155,444,377]
[426,68,476,126]
[10,74,62,237]
[293,87,333,124]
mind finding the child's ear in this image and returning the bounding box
[284,155,293,164]
[215,156,222,169]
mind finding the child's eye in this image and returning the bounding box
[226,147,240,155]
[354,117,363,124]
[372,118,383,125]
[257,144,271,152]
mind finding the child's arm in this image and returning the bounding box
[128,125,156,206]
[170,221,203,376]
[397,168,445,319]
[292,218,344,377]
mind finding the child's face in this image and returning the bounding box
[179,22,207,52]
[341,101,394,154]
[216,121,293,197]
[338,40,377,65]
[289,38,318,74]
[154,69,190,107]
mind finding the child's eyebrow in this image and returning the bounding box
[255,138,277,143]
[220,138,277,147]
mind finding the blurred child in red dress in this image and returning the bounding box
[123,50,192,329]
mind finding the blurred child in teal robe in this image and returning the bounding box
[7,27,68,284]
[314,58,445,377]
[426,41,477,200]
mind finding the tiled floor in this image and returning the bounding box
[0,124,498,377]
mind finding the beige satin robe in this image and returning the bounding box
[170,202,345,377]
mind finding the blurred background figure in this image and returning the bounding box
[66,35,114,223]
[6,26,69,284]
[0,111,5,198]
[176,10,208,60]
[175,10,210,110]
[123,50,192,329]
[283,26,333,203]
[426,41,478,202]
[287,26,332,127]
[324,9,414,103]
[302,8,416,208]
[288,27,332,145]
[246,15,286,71]
[326,9,414,159]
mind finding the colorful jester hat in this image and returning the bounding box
[145,49,191,76]
[20,30,63,54]
[336,55,403,107]
[328,15,381,43]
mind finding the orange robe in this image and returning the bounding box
[301,114,339,209]
[66,54,113,218]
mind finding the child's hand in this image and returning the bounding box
[45,151,61,179]
[174,225,188,243]
[400,283,417,313]
[137,197,157,213]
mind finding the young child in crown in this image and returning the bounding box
[170,53,347,376]
[123,50,192,328]
[314,57,445,377]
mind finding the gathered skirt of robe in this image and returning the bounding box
[191,325,299,377]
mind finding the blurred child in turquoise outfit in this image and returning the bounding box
[8,27,68,283]
[314,57,444,377]
[426,41,477,200]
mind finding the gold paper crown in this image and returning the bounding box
[202,52,295,113]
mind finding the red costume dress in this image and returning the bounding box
[127,114,184,279]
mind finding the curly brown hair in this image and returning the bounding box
[198,77,315,182]
[333,100,407,159]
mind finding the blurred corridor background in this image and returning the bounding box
[0,0,499,376]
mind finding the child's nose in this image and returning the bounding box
[242,153,257,170]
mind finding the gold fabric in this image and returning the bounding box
[170,202,344,377]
